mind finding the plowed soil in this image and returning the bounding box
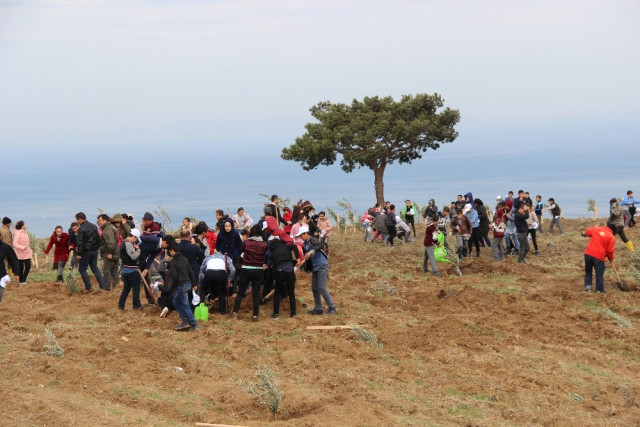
[2,218,640,426]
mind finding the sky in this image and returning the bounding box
[1,0,639,236]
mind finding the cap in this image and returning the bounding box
[463,203,472,214]
[496,195,502,200]
[142,212,154,221]
[295,225,309,237]
[130,229,141,239]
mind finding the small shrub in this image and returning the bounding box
[235,366,283,419]
[348,323,383,348]
[65,269,81,294]
[43,329,64,357]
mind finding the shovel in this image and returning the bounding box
[610,261,629,291]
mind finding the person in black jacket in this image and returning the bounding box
[178,229,204,277]
[0,241,20,303]
[514,204,531,263]
[168,242,198,331]
[268,238,300,319]
[75,212,107,291]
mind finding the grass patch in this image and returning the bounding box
[447,404,483,418]
[496,286,518,294]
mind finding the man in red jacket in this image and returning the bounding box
[583,225,616,293]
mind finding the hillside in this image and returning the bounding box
[1,218,640,426]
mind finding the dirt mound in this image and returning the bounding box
[1,219,640,425]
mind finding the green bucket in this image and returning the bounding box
[194,302,208,322]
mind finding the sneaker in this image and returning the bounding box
[174,321,191,331]
[535,250,540,256]
[118,306,125,310]
[230,312,238,319]
[433,271,441,276]
[308,309,323,315]
[19,282,25,287]
[289,314,297,319]
[327,307,337,315]
[132,306,143,310]
[159,307,169,318]
[191,324,200,331]
[585,287,592,292]
[252,315,259,322]
[269,313,279,320]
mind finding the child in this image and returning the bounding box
[422,214,441,276]
[450,209,471,261]
[490,203,506,261]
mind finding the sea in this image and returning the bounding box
[2,118,638,238]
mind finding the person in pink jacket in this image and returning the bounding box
[12,221,33,286]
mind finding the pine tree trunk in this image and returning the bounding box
[373,164,386,207]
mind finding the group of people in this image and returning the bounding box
[1,190,636,308]
[360,190,637,288]
[0,196,338,332]
[0,217,34,302]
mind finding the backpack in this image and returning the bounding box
[385,212,396,228]
[492,219,506,238]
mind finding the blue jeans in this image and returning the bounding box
[118,270,141,309]
[173,282,197,326]
[79,250,106,290]
[311,265,335,311]
[584,254,606,292]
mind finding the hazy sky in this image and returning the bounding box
[1,0,638,151]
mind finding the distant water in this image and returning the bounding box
[3,120,637,237]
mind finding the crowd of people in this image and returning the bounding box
[0,190,636,308]
[360,190,637,290]
[0,196,339,331]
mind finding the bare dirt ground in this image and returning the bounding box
[2,218,640,426]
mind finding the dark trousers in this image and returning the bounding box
[118,270,141,309]
[527,228,539,251]
[467,228,481,256]
[79,250,106,290]
[405,217,416,236]
[584,254,606,292]
[273,269,296,316]
[18,259,31,283]
[200,269,229,314]
[387,227,397,246]
[233,268,264,316]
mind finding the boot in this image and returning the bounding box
[56,275,63,282]
[627,241,635,252]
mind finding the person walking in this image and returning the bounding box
[609,197,634,251]
[44,225,70,282]
[167,241,199,331]
[12,221,33,286]
[75,212,107,291]
[621,190,638,228]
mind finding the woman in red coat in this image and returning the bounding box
[44,225,70,282]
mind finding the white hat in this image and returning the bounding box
[463,203,472,214]
[262,221,268,230]
[294,225,309,237]
[496,195,502,200]
[130,229,141,239]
